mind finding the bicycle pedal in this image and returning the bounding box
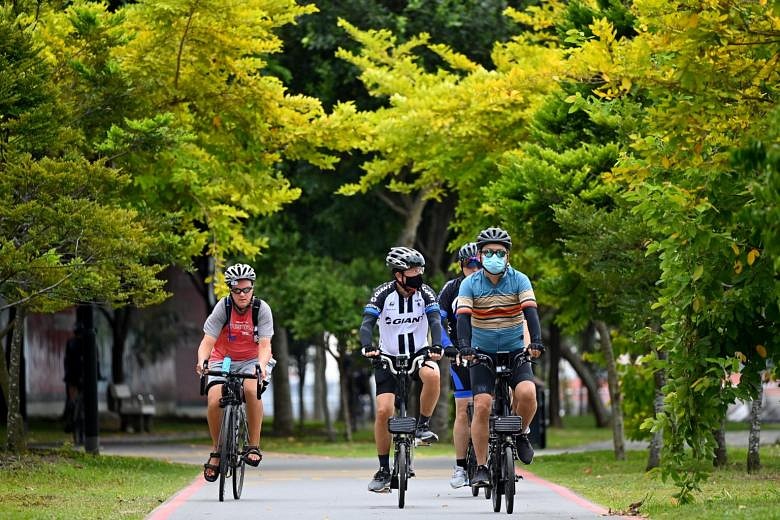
[515,474,523,482]
[414,438,431,447]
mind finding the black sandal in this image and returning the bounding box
[203,452,220,482]
[242,446,262,467]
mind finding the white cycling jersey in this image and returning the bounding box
[364,281,439,356]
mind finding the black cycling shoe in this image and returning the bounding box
[515,433,534,464]
[414,424,439,443]
[368,467,392,493]
[472,464,490,487]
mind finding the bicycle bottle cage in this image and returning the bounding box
[490,415,523,434]
[388,416,417,434]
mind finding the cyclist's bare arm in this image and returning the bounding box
[257,337,272,380]
[196,334,217,375]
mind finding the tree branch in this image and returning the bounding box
[0,272,75,312]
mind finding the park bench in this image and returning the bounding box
[107,383,156,433]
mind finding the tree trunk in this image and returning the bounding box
[646,349,666,471]
[713,418,727,467]
[594,320,625,460]
[548,323,562,428]
[334,337,353,441]
[558,343,610,427]
[395,190,429,247]
[6,307,26,452]
[294,341,308,430]
[747,382,763,473]
[0,317,14,409]
[271,323,294,436]
[313,339,326,422]
[315,335,335,441]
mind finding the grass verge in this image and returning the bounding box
[532,446,780,519]
[0,448,197,519]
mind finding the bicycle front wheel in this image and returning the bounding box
[504,445,515,514]
[232,406,248,499]
[397,442,407,509]
[217,406,234,502]
[491,450,502,513]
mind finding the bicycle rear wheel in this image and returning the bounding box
[466,441,479,497]
[217,406,233,502]
[504,445,515,514]
[232,406,248,499]
[397,442,408,509]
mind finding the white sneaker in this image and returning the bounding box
[449,466,469,488]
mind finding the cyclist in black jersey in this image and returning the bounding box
[359,246,444,493]
[438,242,481,488]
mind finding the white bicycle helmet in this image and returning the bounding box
[224,263,256,287]
[386,247,425,271]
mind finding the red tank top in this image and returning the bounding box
[211,306,258,362]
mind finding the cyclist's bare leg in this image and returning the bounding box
[205,384,223,476]
[512,381,537,430]
[244,379,263,464]
[472,393,492,465]
[374,393,394,457]
[453,397,471,458]
[418,362,440,416]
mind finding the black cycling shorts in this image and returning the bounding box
[470,350,534,396]
[450,362,472,398]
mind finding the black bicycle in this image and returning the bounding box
[374,350,431,509]
[472,350,531,514]
[200,360,260,502]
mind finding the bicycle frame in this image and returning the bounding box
[201,363,259,502]
[375,351,429,509]
[473,351,530,514]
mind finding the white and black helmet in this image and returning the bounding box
[224,263,256,287]
[386,247,425,271]
[457,242,479,262]
[476,227,512,250]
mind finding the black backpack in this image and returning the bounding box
[223,296,262,342]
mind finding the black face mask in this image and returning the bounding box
[403,274,424,289]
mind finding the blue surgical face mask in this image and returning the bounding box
[482,254,506,275]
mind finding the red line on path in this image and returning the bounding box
[517,468,610,515]
[147,477,206,520]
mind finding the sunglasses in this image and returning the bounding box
[230,286,253,295]
[481,249,507,258]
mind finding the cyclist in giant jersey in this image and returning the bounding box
[360,246,444,493]
[195,263,274,482]
[456,227,545,488]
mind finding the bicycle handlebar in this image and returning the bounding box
[470,350,532,371]
[199,360,260,398]
[373,351,430,376]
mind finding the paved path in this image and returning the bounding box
[96,429,780,520]
[139,453,611,520]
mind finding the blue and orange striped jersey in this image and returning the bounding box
[456,267,536,352]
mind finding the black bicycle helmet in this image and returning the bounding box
[224,263,256,286]
[386,247,425,271]
[457,242,479,262]
[476,227,512,250]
